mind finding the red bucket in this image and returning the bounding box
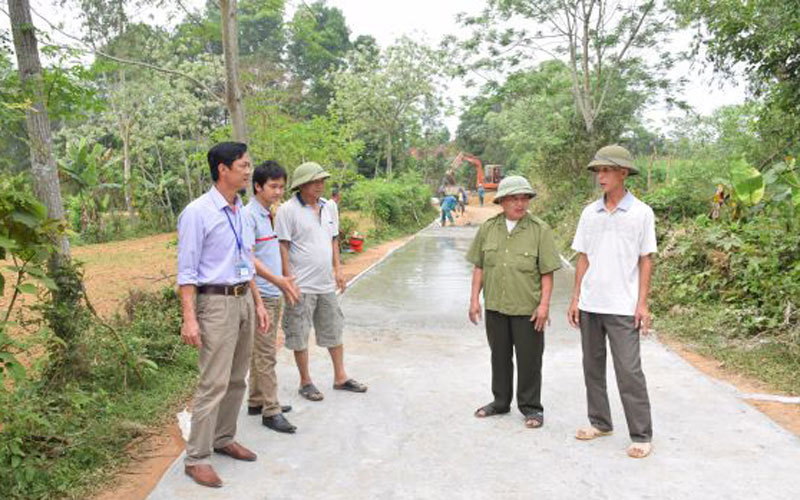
[349,237,364,253]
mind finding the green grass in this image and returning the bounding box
[1,348,197,500]
[655,303,800,395]
[1,286,198,500]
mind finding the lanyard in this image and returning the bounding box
[224,207,243,256]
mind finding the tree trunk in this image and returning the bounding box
[220,0,247,143]
[385,133,393,177]
[155,144,175,224]
[121,124,133,217]
[9,0,70,261]
[183,161,194,201]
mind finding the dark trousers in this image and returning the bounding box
[580,311,652,443]
[485,310,545,415]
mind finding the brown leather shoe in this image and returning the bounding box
[213,441,257,461]
[184,464,222,488]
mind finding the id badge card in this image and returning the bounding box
[235,258,249,279]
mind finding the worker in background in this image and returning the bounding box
[440,194,457,226]
[478,183,485,206]
[458,187,468,215]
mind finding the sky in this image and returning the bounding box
[2,0,748,135]
[319,0,747,134]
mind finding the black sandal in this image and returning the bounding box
[524,412,544,428]
[333,379,368,393]
[299,383,324,401]
[474,404,510,418]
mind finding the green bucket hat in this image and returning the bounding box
[290,161,331,191]
[493,175,537,204]
[587,144,639,175]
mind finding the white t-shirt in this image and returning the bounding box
[505,218,518,233]
[275,194,339,294]
[571,191,657,316]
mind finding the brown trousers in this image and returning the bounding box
[185,293,254,466]
[248,296,283,416]
[579,311,652,443]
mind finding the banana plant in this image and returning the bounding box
[729,158,765,207]
[763,157,800,208]
[58,138,121,232]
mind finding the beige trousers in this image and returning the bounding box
[185,293,255,466]
[248,296,283,416]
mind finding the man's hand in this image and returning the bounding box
[279,275,300,305]
[567,298,581,328]
[335,270,347,293]
[634,303,651,335]
[531,303,550,332]
[469,299,482,325]
[181,318,202,348]
[256,303,270,334]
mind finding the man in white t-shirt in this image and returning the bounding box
[567,144,657,459]
[275,162,367,402]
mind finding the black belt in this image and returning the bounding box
[198,283,249,297]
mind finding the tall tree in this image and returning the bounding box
[670,0,800,159]
[8,0,70,260]
[455,0,674,143]
[331,37,446,176]
[287,0,351,115]
[220,0,247,142]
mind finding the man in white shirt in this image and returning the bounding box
[567,145,657,459]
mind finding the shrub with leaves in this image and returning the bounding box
[344,172,435,234]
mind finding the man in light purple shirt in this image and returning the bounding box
[177,141,268,488]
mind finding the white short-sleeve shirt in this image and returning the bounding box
[274,193,339,294]
[571,191,657,316]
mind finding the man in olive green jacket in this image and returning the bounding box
[466,176,561,428]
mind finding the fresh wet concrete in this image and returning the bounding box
[149,224,800,499]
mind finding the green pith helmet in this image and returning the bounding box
[587,144,639,175]
[493,175,537,204]
[290,161,331,191]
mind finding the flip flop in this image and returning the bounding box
[474,404,510,418]
[299,383,324,401]
[523,412,544,429]
[627,442,652,459]
[333,379,368,393]
[575,426,613,440]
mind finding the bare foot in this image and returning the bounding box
[627,442,652,458]
[575,426,613,440]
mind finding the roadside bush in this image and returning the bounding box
[0,286,195,499]
[338,215,357,250]
[642,181,712,222]
[653,214,800,336]
[345,172,435,235]
[120,287,185,365]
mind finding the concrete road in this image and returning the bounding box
[149,224,800,499]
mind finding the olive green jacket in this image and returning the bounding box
[466,213,562,316]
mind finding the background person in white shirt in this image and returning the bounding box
[567,145,657,459]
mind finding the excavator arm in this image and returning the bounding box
[446,152,499,190]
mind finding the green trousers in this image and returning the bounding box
[485,310,545,416]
